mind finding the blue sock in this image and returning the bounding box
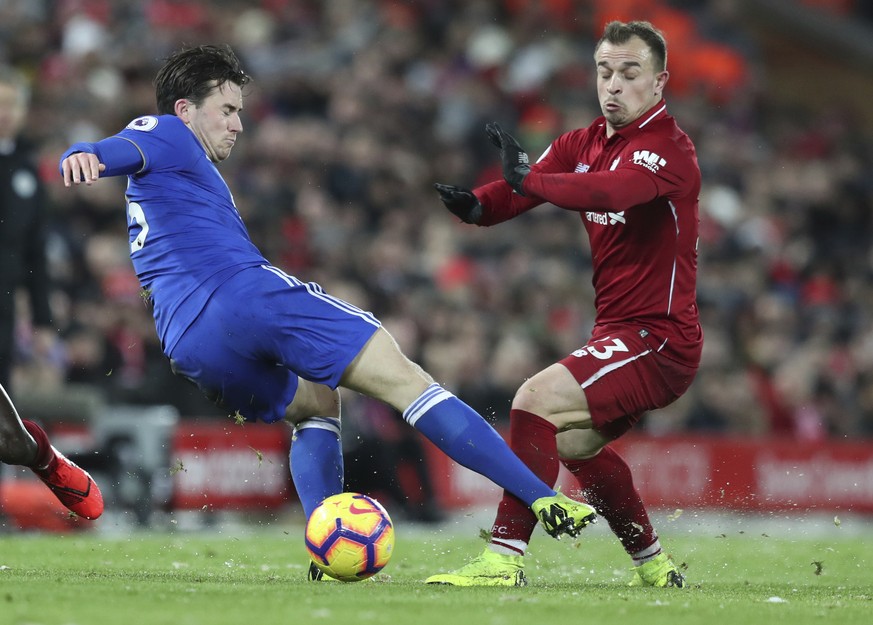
[403,384,555,506]
[289,417,344,519]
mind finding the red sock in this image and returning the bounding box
[562,445,657,555]
[21,420,56,473]
[491,410,559,547]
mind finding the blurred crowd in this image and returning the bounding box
[2,0,873,443]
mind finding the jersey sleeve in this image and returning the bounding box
[115,116,199,174]
[474,137,574,226]
[521,130,694,213]
[58,136,145,178]
[59,115,199,179]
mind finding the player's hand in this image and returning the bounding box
[61,153,106,187]
[485,122,530,195]
[434,183,483,224]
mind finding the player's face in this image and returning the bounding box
[182,81,243,162]
[594,36,668,136]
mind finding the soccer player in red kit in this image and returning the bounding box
[427,20,701,587]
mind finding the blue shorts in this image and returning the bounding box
[168,265,381,423]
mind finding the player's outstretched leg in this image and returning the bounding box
[22,420,104,520]
[425,548,527,587]
[530,491,597,538]
[402,383,598,538]
[628,553,685,588]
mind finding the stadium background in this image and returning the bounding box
[2,0,873,531]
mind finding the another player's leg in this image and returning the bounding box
[426,364,605,586]
[426,407,587,586]
[285,380,344,519]
[425,408,550,586]
[282,380,350,581]
[341,329,595,539]
[290,417,345,582]
[403,384,594,533]
[562,443,685,588]
[0,383,103,520]
[556,333,687,587]
[290,416,343,517]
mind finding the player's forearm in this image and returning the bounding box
[59,136,144,177]
[522,168,658,212]
[474,179,541,226]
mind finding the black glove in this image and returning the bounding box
[485,122,530,195]
[434,183,483,224]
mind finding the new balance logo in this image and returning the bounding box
[574,162,590,173]
[518,152,529,165]
[632,150,667,172]
[537,504,572,538]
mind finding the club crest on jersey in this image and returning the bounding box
[127,116,158,132]
[631,149,666,173]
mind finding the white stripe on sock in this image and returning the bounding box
[632,539,662,565]
[490,539,527,557]
[294,416,341,435]
[402,383,453,427]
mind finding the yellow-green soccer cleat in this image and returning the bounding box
[425,548,527,587]
[628,553,686,588]
[531,492,597,538]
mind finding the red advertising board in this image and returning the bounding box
[421,433,873,514]
[610,434,873,513]
[167,421,873,514]
[171,422,292,510]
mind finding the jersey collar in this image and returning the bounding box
[602,99,668,141]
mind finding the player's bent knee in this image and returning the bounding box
[511,378,547,414]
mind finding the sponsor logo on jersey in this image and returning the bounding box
[631,149,666,173]
[127,116,159,132]
[574,162,590,173]
[584,211,625,226]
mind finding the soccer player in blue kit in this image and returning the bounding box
[59,44,595,572]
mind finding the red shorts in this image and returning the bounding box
[559,326,698,440]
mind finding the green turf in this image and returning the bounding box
[0,516,869,625]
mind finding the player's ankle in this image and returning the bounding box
[489,539,528,557]
[20,419,55,471]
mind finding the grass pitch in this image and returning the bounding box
[0,511,870,625]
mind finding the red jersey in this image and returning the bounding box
[475,101,702,367]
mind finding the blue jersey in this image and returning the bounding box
[62,113,381,421]
[116,114,266,352]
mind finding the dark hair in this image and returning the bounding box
[154,44,251,115]
[596,21,668,72]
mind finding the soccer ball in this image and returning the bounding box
[304,492,395,582]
